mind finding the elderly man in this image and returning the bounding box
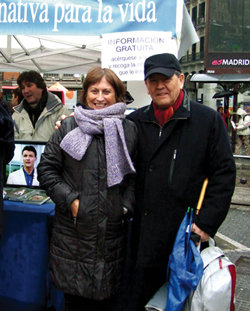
[125,53,236,310]
[12,70,70,141]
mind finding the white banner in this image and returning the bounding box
[101,31,178,81]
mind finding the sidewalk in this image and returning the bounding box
[231,186,250,206]
[218,185,250,311]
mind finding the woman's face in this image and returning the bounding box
[86,76,116,110]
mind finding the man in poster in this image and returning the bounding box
[7,145,39,186]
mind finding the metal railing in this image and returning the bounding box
[180,52,204,64]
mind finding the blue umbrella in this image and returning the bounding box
[165,207,203,311]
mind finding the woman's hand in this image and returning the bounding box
[191,223,210,242]
[55,113,74,130]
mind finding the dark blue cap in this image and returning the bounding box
[144,53,182,80]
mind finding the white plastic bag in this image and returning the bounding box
[183,238,236,311]
[145,238,236,311]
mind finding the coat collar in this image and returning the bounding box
[141,90,191,123]
[14,91,61,114]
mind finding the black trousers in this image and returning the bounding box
[64,293,118,311]
[122,266,167,311]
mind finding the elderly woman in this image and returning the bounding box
[37,67,137,311]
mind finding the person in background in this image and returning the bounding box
[0,87,11,113]
[234,107,250,156]
[217,106,230,130]
[9,87,23,114]
[37,67,137,311]
[7,145,39,186]
[0,100,15,241]
[124,53,236,311]
[12,70,70,141]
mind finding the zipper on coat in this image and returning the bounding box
[168,149,177,184]
[145,120,163,137]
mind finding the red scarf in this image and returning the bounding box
[153,89,184,127]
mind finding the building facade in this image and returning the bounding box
[181,0,249,111]
[181,0,218,109]
[181,0,206,76]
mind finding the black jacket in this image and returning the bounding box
[37,116,137,300]
[127,92,236,268]
[0,101,14,239]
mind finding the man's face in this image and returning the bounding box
[21,81,43,106]
[145,73,185,109]
[218,107,224,115]
[22,150,37,170]
[11,93,19,107]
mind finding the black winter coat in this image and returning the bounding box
[127,92,236,268]
[37,116,137,300]
[0,101,14,240]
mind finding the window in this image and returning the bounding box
[192,43,196,61]
[198,2,205,24]
[200,37,205,58]
[199,2,205,18]
[192,6,197,25]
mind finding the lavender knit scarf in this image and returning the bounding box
[60,102,135,187]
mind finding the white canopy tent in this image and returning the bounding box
[0,35,102,74]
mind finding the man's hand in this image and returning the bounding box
[191,223,210,242]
